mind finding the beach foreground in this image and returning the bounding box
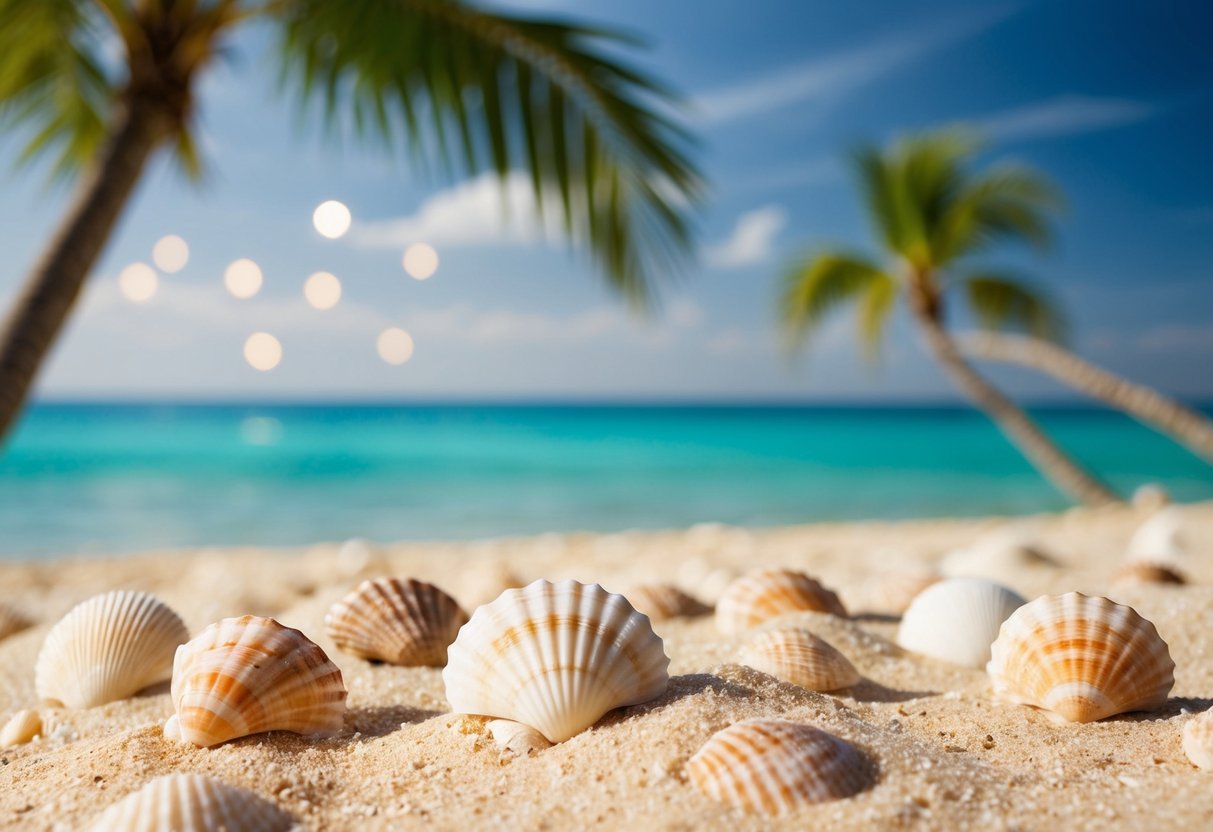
[2,503,1212,830]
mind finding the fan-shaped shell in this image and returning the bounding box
[987,592,1174,723]
[86,773,293,832]
[443,579,670,743]
[1182,710,1213,770]
[1111,561,1186,588]
[625,584,711,621]
[165,615,347,747]
[325,577,468,666]
[35,591,188,709]
[1,709,41,747]
[687,720,871,814]
[896,578,1025,668]
[740,629,860,691]
[0,602,31,641]
[715,569,846,634]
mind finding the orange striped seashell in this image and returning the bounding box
[987,592,1174,723]
[715,569,846,634]
[164,615,347,747]
[740,629,860,691]
[325,577,468,666]
[687,720,871,814]
[86,773,293,832]
[625,584,711,621]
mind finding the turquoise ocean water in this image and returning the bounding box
[1,403,1210,558]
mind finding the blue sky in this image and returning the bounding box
[1,0,1210,402]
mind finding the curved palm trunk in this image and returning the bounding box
[958,331,1213,466]
[909,298,1120,506]
[0,99,167,442]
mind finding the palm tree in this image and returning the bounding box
[780,131,1120,506]
[0,0,701,442]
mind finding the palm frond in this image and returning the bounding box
[780,251,892,351]
[274,0,703,305]
[934,162,1062,264]
[963,271,1067,342]
[856,272,898,358]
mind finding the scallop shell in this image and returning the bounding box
[35,591,188,708]
[86,773,293,832]
[165,615,347,747]
[488,718,553,755]
[1,709,42,747]
[325,577,468,666]
[853,569,941,616]
[1111,561,1186,588]
[715,569,846,634]
[0,602,31,641]
[896,578,1025,668]
[443,579,670,743]
[1182,710,1213,770]
[624,584,711,621]
[687,720,871,814]
[740,629,860,691]
[987,592,1174,723]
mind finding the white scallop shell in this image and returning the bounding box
[740,629,860,691]
[715,569,847,634]
[0,602,31,641]
[0,709,42,747]
[487,718,553,755]
[687,720,871,814]
[624,584,711,621]
[35,591,188,708]
[166,615,347,747]
[443,579,670,743]
[987,592,1175,723]
[1183,710,1213,771]
[86,773,294,832]
[896,578,1025,668]
[325,577,468,666]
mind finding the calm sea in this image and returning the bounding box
[1,402,1210,558]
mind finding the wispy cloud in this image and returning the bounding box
[694,5,1017,125]
[704,206,787,269]
[971,95,1158,142]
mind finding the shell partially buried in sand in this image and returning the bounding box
[740,629,860,692]
[896,577,1025,668]
[443,579,670,743]
[86,773,294,832]
[624,583,711,621]
[35,591,188,709]
[0,709,42,747]
[165,615,347,747]
[987,592,1174,723]
[1111,561,1187,588]
[1183,710,1213,771]
[325,577,468,666]
[715,569,846,634]
[687,720,872,815]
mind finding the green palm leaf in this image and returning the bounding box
[781,252,892,351]
[935,164,1062,263]
[964,271,1067,342]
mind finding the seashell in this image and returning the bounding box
[1,709,42,747]
[335,536,386,578]
[325,577,468,666]
[1182,710,1213,770]
[987,592,1174,723]
[86,773,293,832]
[35,591,188,709]
[1111,561,1186,588]
[487,718,552,755]
[854,568,941,616]
[1127,507,1186,567]
[896,577,1025,668]
[740,629,859,691]
[942,527,1058,589]
[1131,482,1170,512]
[0,602,31,641]
[443,579,670,743]
[624,584,711,621]
[165,615,347,747]
[687,720,871,814]
[715,569,846,634]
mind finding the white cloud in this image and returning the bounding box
[705,206,787,269]
[972,95,1157,143]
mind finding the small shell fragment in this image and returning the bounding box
[687,720,871,814]
[325,577,468,666]
[86,773,294,832]
[488,719,553,755]
[625,584,711,621]
[1182,710,1213,770]
[1111,561,1186,588]
[0,709,42,747]
[740,629,860,691]
[896,578,1025,668]
[715,569,846,634]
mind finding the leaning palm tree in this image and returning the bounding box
[0,0,701,442]
[781,131,1119,506]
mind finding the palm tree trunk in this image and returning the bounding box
[909,299,1121,506]
[0,98,167,443]
[958,331,1213,466]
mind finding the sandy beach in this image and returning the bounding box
[2,502,1212,830]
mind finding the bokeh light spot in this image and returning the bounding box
[402,243,439,280]
[225,258,263,299]
[243,332,282,371]
[303,271,342,310]
[377,327,414,365]
[118,262,158,303]
[152,235,189,273]
[313,200,352,239]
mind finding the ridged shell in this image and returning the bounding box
[625,584,711,621]
[35,591,188,708]
[715,569,847,634]
[325,577,468,666]
[1182,710,1213,770]
[740,629,860,691]
[443,579,670,743]
[0,602,31,641]
[896,578,1025,668]
[488,718,553,755]
[687,720,870,814]
[987,592,1175,723]
[86,773,293,832]
[0,709,41,747]
[165,615,347,747]
[1111,561,1186,588]
[853,569,941,616]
